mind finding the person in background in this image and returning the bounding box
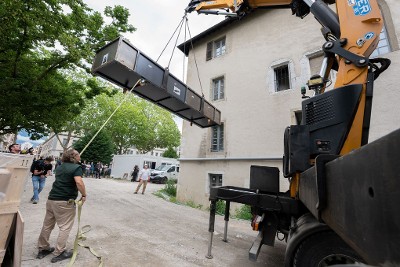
[30,156,54,204]
[36,149,86,263]
[95,162,102,179]
[85,162,91,177]
[27,147,35,155]
[102,164,108,178]
[134,164,151,194]
[53,158,60,175]
[131,165,139,182]
[90,162,95,177]
[8,143,21,154]
[81,161,87,177]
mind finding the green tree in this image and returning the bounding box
[163,146,179,159]
[73,130,114,164]
[0,0,135,137]
[77,92,181,154]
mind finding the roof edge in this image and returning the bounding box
[177,17,238,56]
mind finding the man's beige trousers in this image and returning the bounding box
[38,200,76,256]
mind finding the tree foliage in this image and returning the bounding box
[163,146,179,159]
[77,92,181,154]
[73,130,114,164]
[0,0,135,137]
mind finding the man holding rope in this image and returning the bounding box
[36,149,87,263]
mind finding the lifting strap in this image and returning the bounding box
[67,199,104,267]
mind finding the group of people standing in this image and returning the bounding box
[81,161,110,179]
[6,143,154,262]
[8,143,34,155]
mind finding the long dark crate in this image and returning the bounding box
[132,52,170,101]
[92,36,221,128]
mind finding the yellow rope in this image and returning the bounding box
[68,79,143,266]
[80,78,142,156]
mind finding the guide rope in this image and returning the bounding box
[69,79,142,265]
[79,78,142,156]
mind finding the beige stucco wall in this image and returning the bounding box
[178,1,400,209]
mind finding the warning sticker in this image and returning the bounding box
[365,32,374,40]
[348,0,356,6]
[353,0,372,16]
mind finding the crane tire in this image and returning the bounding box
[293,230,364,267]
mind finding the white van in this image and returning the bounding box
[149,164,179,184]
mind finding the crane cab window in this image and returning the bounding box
[206,36,226,61]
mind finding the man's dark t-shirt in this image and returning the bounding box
[31,160,53,176]
[48,163,83,201]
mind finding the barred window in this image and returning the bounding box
[211,124,224,152]
[274,64,290,92]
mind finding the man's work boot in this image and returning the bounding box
[36,247,55,259]
[51,250,73,263]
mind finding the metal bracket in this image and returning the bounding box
[322,39,369,68]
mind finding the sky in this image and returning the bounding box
[17,130,41,149]
[18,1,224,146]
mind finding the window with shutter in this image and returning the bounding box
[206,42,213,61]
[206,37,226,61]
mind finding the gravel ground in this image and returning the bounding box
[19,175,286,267]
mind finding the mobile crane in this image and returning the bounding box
[184,0,398,266]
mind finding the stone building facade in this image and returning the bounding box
[176,0,400,208]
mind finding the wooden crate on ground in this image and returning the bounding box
[0,153,33,266]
